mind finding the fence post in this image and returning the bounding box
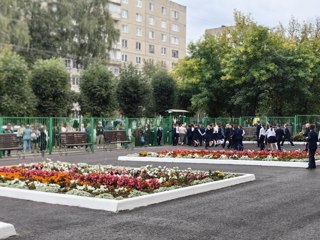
[0,117,3,132]
[90,117,94,153]
[48,117,53,154]
[169,114,173,145]
[239,117,243,126]
[294,115,298,135]
[125,117,129,138]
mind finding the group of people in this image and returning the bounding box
[256,122,294,151]
[171,123,246,150]
[2,123,48,156]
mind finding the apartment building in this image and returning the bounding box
[110,0,186,72]
[70,0,186,91]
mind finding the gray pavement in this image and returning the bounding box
[1,144,320,240]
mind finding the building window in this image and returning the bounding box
[161,34,167,42]
[65,59,71,68]
[172,50,179,58]
[161,21,167,29]
[160,60,166,67]
[161,47,166,55]
[122,10,128,18]
[136,0,142,7]
[71,76,80,86]
[149,31,155,39]
[136,13,142,22]
[171,36,179,45]
[136,27,142,36]
[122,24,129,33]
[161,6,166,15]
[172,10,179,19]
[172,24,179,32]
[136,56,141,64]
[122,54,128,62]
[149,44,155,54]
[122,0,128,4]
[149,2,154,11]
[121,39,128,48]
[136,41,141,50]
[149,17,155,25]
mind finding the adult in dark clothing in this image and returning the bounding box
[256,121,262,148]
[216,123,224,146]
[38,127,47,158]
[234,125,244,151]
[222,124,232,148]
[275,125,285,151]
[199,124,206,146]
[187,124,194,146]
[170,124,178,146]
[156,126,163,146]
[304,123,310,152]
[192,125,202,147]
[306,124,317,169]
[205,125,213,149]
[281,124,294,146]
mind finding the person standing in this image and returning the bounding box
[281,124,294,146]
[23,125,32,153]
[275,125,285,151]
[156,125,163,146]
[95,121,104,148]
[306,124,317,169]
[266,125,276,151]
[205,124,213,149]
[187,124,194,146]
[256,121,262,148]
[259,123,266,150]
[179,124,187,145]
[38,126,47,158]
[3,123,14,156]
[222,124,232,149]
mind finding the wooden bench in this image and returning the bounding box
[0,134,23,158]
[103,130,132,150]
[59,132,91,153]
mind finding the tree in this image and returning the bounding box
[79,61,117,117]
[16,0,119,66]
[0,49,36,116]
[0,0,30,47]
[30,58,72,116]
[151,70,177,115]
[116,64,151,117]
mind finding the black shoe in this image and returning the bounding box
[306,167,316,170]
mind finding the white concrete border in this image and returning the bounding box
[0,222,16,239]
[118,156,320,168]
[0,174,255,212]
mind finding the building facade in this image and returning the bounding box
[69,0,186,92]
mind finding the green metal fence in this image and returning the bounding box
[1,115,320,156]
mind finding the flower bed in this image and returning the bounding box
[0,160,238,200]
[137,149,316,162]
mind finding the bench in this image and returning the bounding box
[59,132,91,153]
[103,130,132,150]
[0,134,23,158]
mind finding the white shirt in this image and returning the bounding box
[266,128,276,138]
[259,127,266,138]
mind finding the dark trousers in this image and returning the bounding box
[281,137,294,146]
[259,135,265,150]
[308,149,316,168]
[276,139,282,151]
[257,135,260,147]
[157,136,162,146]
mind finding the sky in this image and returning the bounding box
[174,0,320,43]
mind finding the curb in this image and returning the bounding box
[0,174,255,212]
[118,156,319,168]
[0,222,16,239]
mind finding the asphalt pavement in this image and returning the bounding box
[1,144,320,240]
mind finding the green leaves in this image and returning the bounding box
[79,62,117,117]
[30,58,71,116]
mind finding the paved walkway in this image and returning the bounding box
[1,144,319,240]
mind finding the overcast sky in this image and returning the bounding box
[174,0,320,44]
